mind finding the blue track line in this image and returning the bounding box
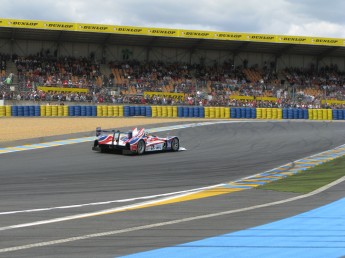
[120,198,345,258]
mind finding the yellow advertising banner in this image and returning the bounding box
[180,29,213,39]
[114,25,148,35]
[144,91,185,100]
[246,33,276,43]
[42,21,76,31]
[0,18,9,27]
[277,35,311,45]
[321,99,345,104]
[256,97,278,102]
[229,96,254,100]
[7,19,43,29]
[147,28,179,37]
[38,86,88,93]
[77,23,114,33]
[1,18,345,47]
[214,32,246,41]
[310,37,344,46]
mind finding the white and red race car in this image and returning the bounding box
[92,127,180,155]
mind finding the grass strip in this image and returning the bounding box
[258,155,345,194]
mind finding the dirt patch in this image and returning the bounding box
[0,117,207,142]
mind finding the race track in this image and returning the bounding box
[0,120,345,257]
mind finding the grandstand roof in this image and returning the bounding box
[1,18,345,58]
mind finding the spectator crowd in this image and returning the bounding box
[1,54,345,109]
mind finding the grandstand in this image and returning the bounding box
[0,18,345,108]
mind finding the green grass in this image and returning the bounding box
[258,155,345,194]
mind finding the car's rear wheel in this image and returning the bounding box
[137,140,145,155]
[171,138,179,152]
[100,145,109,153]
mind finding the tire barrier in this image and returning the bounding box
[209,107,215,118]
[124,106,130,117]
[214,107,219,118]
[183,107,189,117]
[0,106,5,117]
[193,106,199,118]
[204,107,209,118]
[5,105,11,117]
[91,106,97,116]
[119,105,124,117]
[151,106,157,117]
[262,108,267,119]
[52,105,58,117]
[245,108,252,119]
[178,106,183,117]
[69,106,75,116]
[1,106,343,121]
[74,106,81,116]
[173,106,178,118]
[188,107,194,118]
[162,106,167,117]
[146,106,152,117]
[200,106,205,118]
[157,106,162,117]
[167,106,173,117]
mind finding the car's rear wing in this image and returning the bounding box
[95,127,133,145]
[96,127,121,136]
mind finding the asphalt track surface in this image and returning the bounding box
[0,120,345,258]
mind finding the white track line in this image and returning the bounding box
[0,183,221,216]
[1,175,344,253]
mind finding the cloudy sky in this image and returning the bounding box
[1,0,345,38]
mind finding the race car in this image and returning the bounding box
[92,127,180,155]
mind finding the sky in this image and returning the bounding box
[1,0,345,38]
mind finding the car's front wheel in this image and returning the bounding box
[137,140,146,155]
[171,138,179,152]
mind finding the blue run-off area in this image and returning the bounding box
[120,197,345,258]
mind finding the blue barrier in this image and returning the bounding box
[130,106,135,116]
[91,106,97,116]
[189,107,194,118]
[124,106,130,117]
[23,106,29,116]
[11,106,18,116]
[251,108,256,119]
[34,106,40,116]
[287,109,293,119]
[245,108,251,119]
[235,108,241,118]
[69,106,75,116]
[241,108,246,118]
[86,106,92,116]
[282,108,288,119]
[332,110,338,120]
[81,106,86,116]
[29,106,35,116]
[303,109,308,119]
[135,106,140,116]
[193,106,199,118]
[298,109,303,119]
[183,107,189,117]
[140,106,146,116]
[230,108,236,118]
[198,106,203,118]
[338,110,344,120]
[18,106,24,116]
[74,106,81,116]
[293,108,298,119]
[146,106,152,117]
[178,106,183,117]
